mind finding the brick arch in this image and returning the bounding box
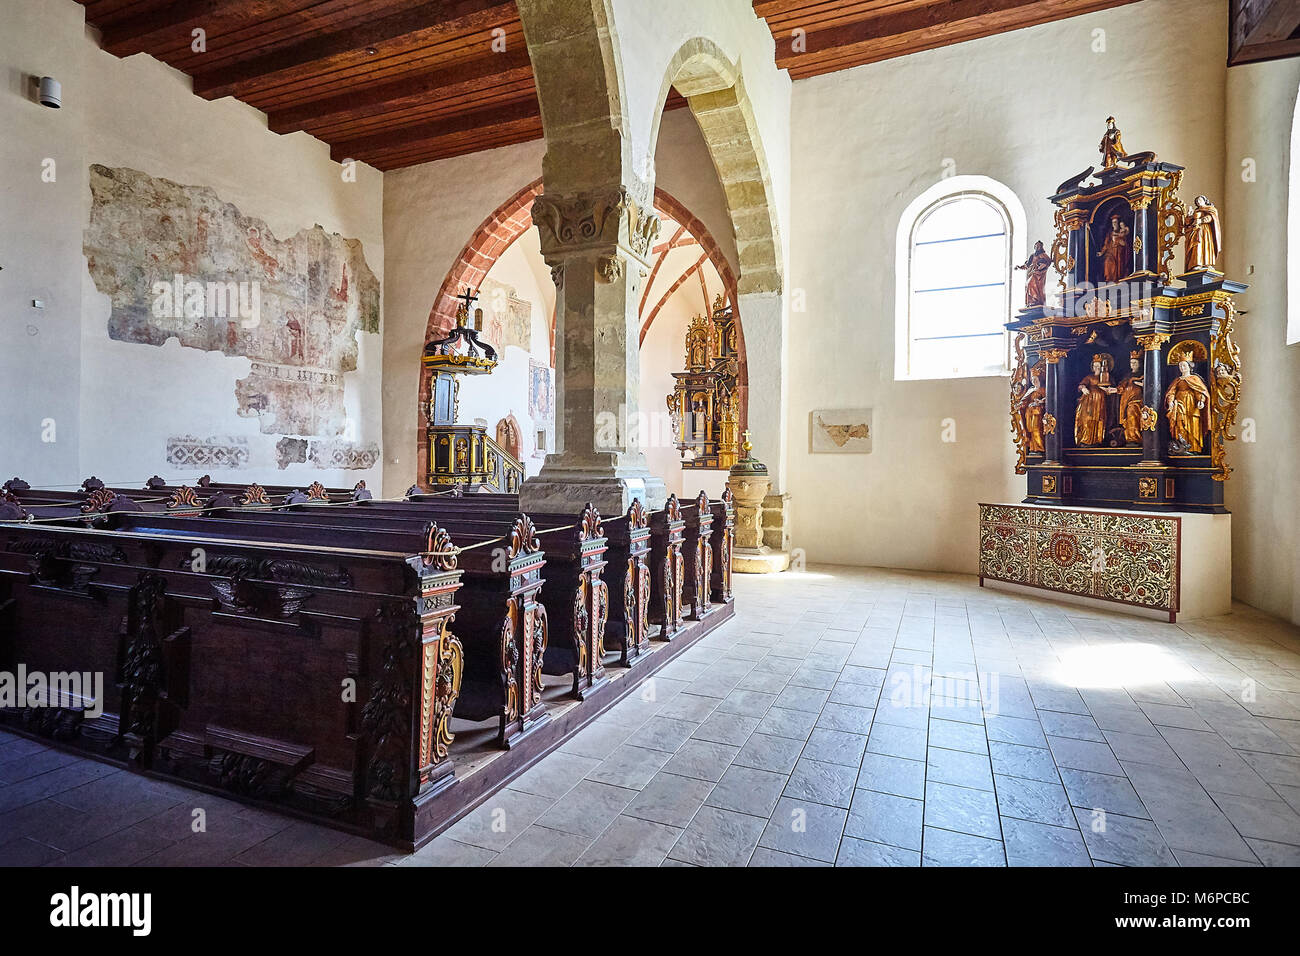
[424,177,543,343]
[414,181,748,488]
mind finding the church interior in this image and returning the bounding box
[1,0,1299,878]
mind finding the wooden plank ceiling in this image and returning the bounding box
[1229,0,1300,65]
[754,0,1145,79]
[78,0,1146,170]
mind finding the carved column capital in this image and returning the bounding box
[1135,332,1171,350]
[1041,348,1071,364]
[531,185,659,278]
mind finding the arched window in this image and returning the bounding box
[895,176,1026,380]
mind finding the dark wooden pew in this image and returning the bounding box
[0,511,466,845]
[648,495,686,640]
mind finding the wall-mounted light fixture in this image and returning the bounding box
[38,76,62,109]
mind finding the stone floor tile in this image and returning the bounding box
[922,827,1006,866]
[757,797,847,863]
[706,765,788,818]
[667,806,766,867]
[845,788,923,850]
[835,836,921,866]
[574,815,681,867]
[785,758,857,809]
[1001,817,1091,866]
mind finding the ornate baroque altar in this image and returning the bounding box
[667,295,742,471]
[985,120,1241,622]
[1006,118,1245,512]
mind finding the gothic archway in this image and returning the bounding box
[413,182,747,489]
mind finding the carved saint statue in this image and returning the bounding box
[1096,214,1132,283]
[1183,195,1222,273]
[1099,117,1126,169]
[1165,356,1210,453]
[1016,366,1047,453]
[1075,354,1117,446]
[1117,350,1144,445]
[1016,241,1053,307]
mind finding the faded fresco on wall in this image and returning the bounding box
[83,164,380,439]
[480,279,533,352]
[529,359,553,433]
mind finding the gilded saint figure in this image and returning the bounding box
[1117,350,1144,445]
[1075,354,1117,446]
[1016,241,1053,307]
[1183,195,1222,273]
[1165,357,1210,452]
[1099,117,1126,169]
[1016,365,1047,453]
[1096,214,1132,283]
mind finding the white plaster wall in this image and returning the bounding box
[610,0,791,242]
[0,0,86,487]
[0,0,385,490]
[786,0,1227,573]
[1223,57,1300,626]
[381,139,546,497]
[654,108,740,275]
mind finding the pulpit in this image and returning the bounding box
[422,289,522,493]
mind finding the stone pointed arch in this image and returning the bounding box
[649,38,783,295]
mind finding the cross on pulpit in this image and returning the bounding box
[455,287,479,326]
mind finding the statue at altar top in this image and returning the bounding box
[1183,195,1222,273]
[1099,116,1126,169]
[1074,353,1116,446]
[1016,241,1052,307]
[1166,354,1210,453]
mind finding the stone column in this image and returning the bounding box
[1041,348,1070,464]
[1137,333,1170,464]
[520,186,668,515]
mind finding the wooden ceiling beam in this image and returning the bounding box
[268,46,532,133]
[97,0,235,56]
[190,0,516,99]
[1230,0,1300,65]
[763,0,1144,75]
[327,97,539,163]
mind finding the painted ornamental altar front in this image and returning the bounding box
[983,120,1242,621]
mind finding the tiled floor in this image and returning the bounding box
[4,564,1300,867]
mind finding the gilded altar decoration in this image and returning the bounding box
[667,294,742,470]
[1013,364,1046,466]
[1004,118,1246,511]
[1016,241,1053,307]
[1117,351,1144,445]
[1183,196,1222,274]
[1208,302,1242,481]
[1074,354,1116,446]
[1165,351,1210,453]
[980,504,1179,616]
